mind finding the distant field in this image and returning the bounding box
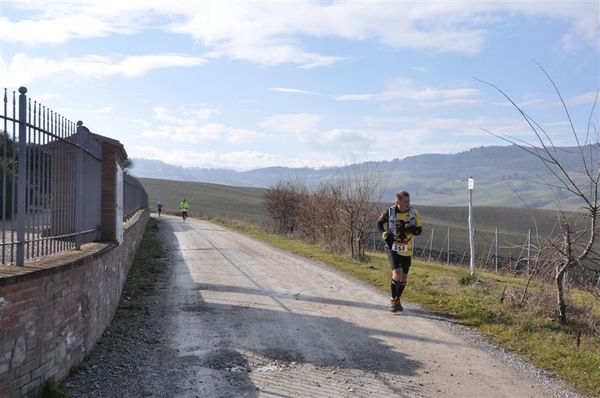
[140,177,589,270]
[140,178,268,226]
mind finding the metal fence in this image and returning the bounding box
[124,174,148,221]
[1,87,146,267]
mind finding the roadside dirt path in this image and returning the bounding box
[158,215,569,398]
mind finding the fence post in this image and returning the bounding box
[428,227,435,261]
[74,121,83,250]
[16,87,27,266]
[495,227,498,272]
[447,227,450,265]
[468,177,475,276]
[527,228,531,273]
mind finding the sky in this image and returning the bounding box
[0,0,598,171]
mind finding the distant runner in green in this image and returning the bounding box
[377,191,422,313]
[179,198,189,222]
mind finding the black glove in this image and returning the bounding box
[382,231,395,248]
[406,225,421,235]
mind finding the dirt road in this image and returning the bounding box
[154,215,573,398]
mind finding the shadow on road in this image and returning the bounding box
[160,217,432,397]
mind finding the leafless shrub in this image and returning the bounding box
[265,163,386,260]
[264,179,307,235]
[297,183,346,253]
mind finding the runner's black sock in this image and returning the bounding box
[396,281,406,298]
[390,279,399,299]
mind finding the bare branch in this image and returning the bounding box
[475,77,558,159]
[533,60,589,173]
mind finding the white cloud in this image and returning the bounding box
[91,106,113,115]
[336,79,481,111]
[260,113,372,152]
[124,118,151,129]
[36,92,58,101]
[321,128,371,146]
[381,98,481,111]
[140,123,265,144]
[128,145,334,170]
[0,53,207,85]
[496,90,599,110]
[153,105,219,123]
[260,113,322,141]
[270,87,324,96]
[139,105,263,144]
[411,66,430,73]
[566,91,599,107]
[0,14,135,45]
[337,86,479,102]
[206,41,344,68]
[55,105,114,117]
[360,115,556,142]
[1,1,597,67]
[227,128,265,143]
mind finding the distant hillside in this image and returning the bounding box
[132,145,592,209]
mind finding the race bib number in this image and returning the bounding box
[392,242,409,253]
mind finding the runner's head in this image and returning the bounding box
[395,191,410,212]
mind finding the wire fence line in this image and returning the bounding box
[368,224,600,285]
[1,87,147,267]
[369,226,541,272]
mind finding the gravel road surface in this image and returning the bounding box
[65,215,576,397]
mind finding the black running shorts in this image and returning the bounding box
[387,250,412,273]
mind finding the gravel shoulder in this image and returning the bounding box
[63,215,578,397]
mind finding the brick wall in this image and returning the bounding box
[0,209,149,397]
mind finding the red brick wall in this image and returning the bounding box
[0,209,149,398]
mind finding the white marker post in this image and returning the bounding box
[468,177,475,276]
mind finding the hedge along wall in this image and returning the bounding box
[0,209,149,398]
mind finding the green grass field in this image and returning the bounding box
[141,177,268,226]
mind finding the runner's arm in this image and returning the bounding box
[377,211,388,233]
[406,209,422,236]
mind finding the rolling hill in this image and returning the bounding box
[132,145,593,209]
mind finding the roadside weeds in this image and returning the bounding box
[61,218,177,397]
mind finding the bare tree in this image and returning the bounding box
[339,164,386,260]
[478,64,599,323]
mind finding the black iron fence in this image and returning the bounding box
[1,87,147,266]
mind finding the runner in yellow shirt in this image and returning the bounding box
[377,191,422,312]
[179,199,189,222]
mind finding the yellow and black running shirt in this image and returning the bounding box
[377,206,422,256]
